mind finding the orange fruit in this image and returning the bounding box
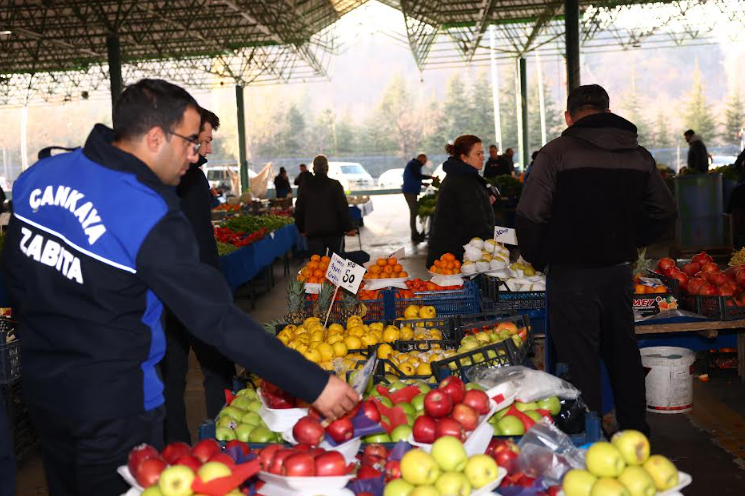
[430,265,439,273]
[445,261,454,270]
[434,260,442,268]
[453,260,461,269]
[442,269,453,275]
[321,255,331,264]
[391,272,400,278]
[369,265,382,274]
[377,258,387,267]
[308,261,319,270]
[308,277,319,284]
[394,264,403,273]
[453,268,461,274]
[368,273,379,280]
[383,265,394,274]
[313,269,324,278]
[653,286,667,294]
[311,254,321,262]
[388,257,397,266]
[443,253,455,262]
[399,271,409,278]
[634,284,645,294]
[297,275,306,282]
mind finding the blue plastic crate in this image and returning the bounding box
[303,293,389,323]
[388,280,480,319]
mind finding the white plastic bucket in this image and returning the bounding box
[640,346,696,414]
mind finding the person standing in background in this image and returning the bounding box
[274,167,292,198]
[294,163,312,190]
[162,107,236,444]
[483,145,501,180]
[495,148,515,176]
[684,129,709,173]
[402,154,433,242]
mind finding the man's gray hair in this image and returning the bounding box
[313,154,329,174]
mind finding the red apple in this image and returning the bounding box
[701,262,719,273]
[435,418,465,441]
[293,415,326,447]
[462,390,491,415]
[362,400,381,423]
[315,451,348,476]
[682,262,700,277]
[385,460,402,481]
[709,272,727,286]
[451,403,479,431]
[491,440,520,474]
[173,455,201,472]
[191,438,222,463]
[692,252,713,266]
[736,270,745,288]
[258,444,283,471]
[225,439,250,456]
[361,453,386,469]
[269,449,295,474]
[363,444,388,460]
[128,444,159,475]
[438,376,466,404]
[699,284,716,296]
[326,416,354,444]
[308,447,326,458]
[357,465,383,480]
[718,283,737,296]
[412,415,437,443]
[657,258,676,272]
[209,452,237,470]
[424,390,453,418]
[284,452,316,476]
[162,442,192,465]
[134,457,167,487]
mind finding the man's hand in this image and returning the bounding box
[346,230,357,236]
[312,375,360,421]
[489,195,497,205]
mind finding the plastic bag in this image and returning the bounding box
[553,398,588,435]
[516,421,586,486]
[468,366,581,402]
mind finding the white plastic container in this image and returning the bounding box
[640,347,696,414]
[258,389,309,432]
[257,471,355,495]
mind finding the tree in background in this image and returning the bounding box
[649,108,674,150]
[374,73,424,158]
[527,75,563,152]
[334,110,358,155]
[442,74,471,143]
[468,71,495,147]
[619,71,650,148]
[682,61,718,145]
[281,104,306,156]
[422,92,449,155]
[497,66,518,153]
[723,91,744,147]
[308,108,337,155]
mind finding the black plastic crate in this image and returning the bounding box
[390,316,460,341]
[2,380,38,461]
[393,339,458,353]
[304,293,388,323]
[0,319,20,384]
[389,281,480,319]
[372,359,433,383]
[430,340,522,383]
[476,275,546,311]
[696,295,745,320]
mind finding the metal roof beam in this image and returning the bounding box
[465,0,497,62]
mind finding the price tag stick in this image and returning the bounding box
[323,284,341,329]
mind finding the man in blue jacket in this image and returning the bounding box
[402,154,432,242]
[1,79,359,496]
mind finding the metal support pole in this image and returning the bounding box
[565,0,581,93]
[236,85,249,193]
[520,57,529,170]
[514,60,523,171]
[535,51,547,146]
[106,35,123,111]
[489,25,502,151]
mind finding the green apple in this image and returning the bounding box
[215,426,237,441]
[369,388,382,398]
[216,416,238,429]
[435,471,472,496]
[418,383,432,394]
[220,406,244,420]
[536,396,561,416]
[514,402,538,412]
[411,394,426,412]
[249,425,274,443]
[234,423,254,442]
[247,400,262,412]
[464,454,500,489]
[391,424,413,442]
[141,487,164,496]
[389,381,408,392]
[240,412,262,426]
[405,413,416,426]
[432,436,468,471]
[198,461,231,482]
[465,383,486,391]
[494,407,510,421]
[384,478,415,496]
[230,396,252,411]
[498,329,511,340]
[511,335,522,347]
[410,486,440,496]
[475,333,491,344]
[586,442,626,478]
[562,469,597,496]
[611,430,650,466]
[158,465,195,496]
[491,423,502,436]
[642,455,678,491]
[496,415,525,436]
[236,388,258,399]
[618,466,656,496]
[401,449,441,486]
[379,397,394,408]
[525,411,542,422]
[364,433,392,443]
[590,477,630,496]
[399,402,416,416]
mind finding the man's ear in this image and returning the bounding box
[145,126,166,153]
[564,111,573,127]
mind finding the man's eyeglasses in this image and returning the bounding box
[169,131,202,154]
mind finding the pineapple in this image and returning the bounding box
[284,279,308,324]
[632,247,651,279]
[316,282,336,319]
[339,291,360,323]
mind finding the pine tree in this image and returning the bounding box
[683,61,718,145]
[377,74,423,158]
[334,111,358,155]
[620,71,650,147]
[442,73,471,142]
[723,91,745,147]
[650,108,674,150]
[423,93,448,154]
[468,71,495,147]
[282,104,306,156]
[498,66,518,152]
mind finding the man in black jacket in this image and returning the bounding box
[684,129,709,173]
[1,79,358,496]
[161,108,237,444]
[483,145,501,179]
[295,155,355,256]
[516,84,676,435]
[294,163,312,190]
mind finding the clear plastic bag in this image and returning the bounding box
[468,365,581,402]
[516,421,586,485]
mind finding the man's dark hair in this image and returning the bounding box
[567,84,610,117]
[684,129,695,137]
[113,79,199,141]
[299,163,307,170]
[279,167,286,174]
[199,107,220,132]
[489,144,498,150]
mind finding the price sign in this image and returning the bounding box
[324,253,347,287]
[388,246,406,260]
[494,226,518,245]
[340,260,366,294]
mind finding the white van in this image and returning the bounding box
[328,162,374,190]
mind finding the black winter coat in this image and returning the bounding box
[295,173,353,238]
[427,158,495,266]
[687,136,709,173]
[516,113,677,271]
[177,156,220,269]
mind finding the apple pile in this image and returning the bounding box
[355,444,402,482]
[411,377,493,444]
[384,437,503,496]
[290,397,383,446]
[563,430,680,496]
[215,387,283,443]
[489,397,561,437]
[657,252,745,300]
[127,439,245,496]
[256,443,351,477]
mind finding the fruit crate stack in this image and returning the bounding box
[388,280,480,319]
[391,315,461,341]
[2,380,38,461]
[476,275,546,312]
[0,318,20,385]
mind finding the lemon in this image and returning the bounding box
[316,343,334,361]
[344,335,362,350]
[332,341,349,357]
[326,334,343,345]
[377,343,393,359]
[398,361,416,376]
[371,331,383,342]
[416,362,433,376]
[319,361,334,371]
[277,334,290,345]
[383,327,400,343]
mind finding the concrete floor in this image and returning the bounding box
[13,195,745,495]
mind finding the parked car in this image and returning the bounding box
[711,155,738,167]
[328,162,374,190]
[377,168,405,189]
